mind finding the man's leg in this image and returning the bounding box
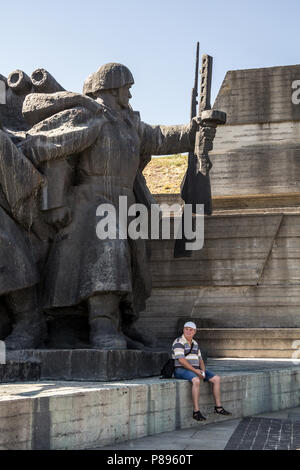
[88,293,127,350]
[208,375,232,415]
[191,376,207,421]
[5,286,46,350]
[174,369,206,421]
[209,375,221,407]
[191,376,201,411]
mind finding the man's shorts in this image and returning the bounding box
[174,367,215,383]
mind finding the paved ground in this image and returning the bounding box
[98,407,300,450]
[225,417,300,450]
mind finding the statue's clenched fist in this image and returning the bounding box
[189,117,216,146]
[200,125,216,141]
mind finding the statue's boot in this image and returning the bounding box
[121,308,157,348]
[88,294,127,350]
[122,322,157,348]
[5,312,46,350]
[123,335,156,351]
[4,287,46,350]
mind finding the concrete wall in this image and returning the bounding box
[210,65,300,197]
[214,65,300,125]
[0,366,299,449]
[138,212,300,353]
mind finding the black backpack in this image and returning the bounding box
[160,358,175,378]
[160,339,194,379]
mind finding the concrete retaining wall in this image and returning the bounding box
[0,364,299,449]
[137,213,300,355]
[211,65,300,197]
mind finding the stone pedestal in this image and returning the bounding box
[7,349,169,381]
[0,361,40,383]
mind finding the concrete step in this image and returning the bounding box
[153,193,300,212]
[197,328,300,358]
[0,359,299,449]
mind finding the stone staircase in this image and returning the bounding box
[197,328,300,359]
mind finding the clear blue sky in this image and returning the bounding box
[1,0,299,125]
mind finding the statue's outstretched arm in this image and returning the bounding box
[139,120,198,158]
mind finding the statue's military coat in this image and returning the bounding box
[22,92,195,316]
[0,130,43,296]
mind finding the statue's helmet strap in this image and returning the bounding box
[83,63,134,96]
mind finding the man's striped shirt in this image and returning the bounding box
[172,334,202,368]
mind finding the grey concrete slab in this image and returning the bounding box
[98,419,241,450]
[255,406,300,420]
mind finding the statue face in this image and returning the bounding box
[117,84,132,109]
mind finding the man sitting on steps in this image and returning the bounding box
[172,321,232,421]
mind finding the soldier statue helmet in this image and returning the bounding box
[83,63,134,96]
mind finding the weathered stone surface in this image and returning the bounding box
[196,328,300,358]
[0,301,11,339]
[31,69,65,94]
[136,211,300,355]
[7,350,169,381]
[210,65,300,197]
[7,70,32,96]
[214,65,300,125]
[0,361,40,382]
[150,214,284,287]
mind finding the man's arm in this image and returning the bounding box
[178,357,204,378]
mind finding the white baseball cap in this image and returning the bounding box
[184,321,197,329]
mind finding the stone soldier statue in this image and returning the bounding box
[20,63,211,349]
[0,128,47,349]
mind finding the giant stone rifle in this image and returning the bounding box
[174,43,226,258]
